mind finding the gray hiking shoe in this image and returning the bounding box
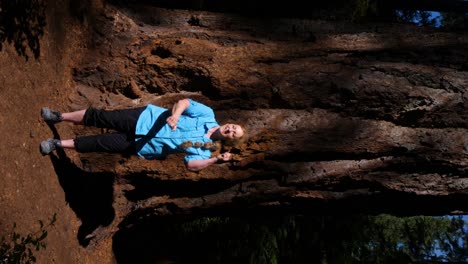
[40,139,61,155]
[41,107,62,124]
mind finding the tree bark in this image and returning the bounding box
[60,1,468,245]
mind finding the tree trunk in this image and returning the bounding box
[57,1,468,245]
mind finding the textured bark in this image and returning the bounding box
[60,2,468,244]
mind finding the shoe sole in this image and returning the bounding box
[41,107,61,124]
[40,140,54,155]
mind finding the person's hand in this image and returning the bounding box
[166,115,179,131]
[216,152,232,162]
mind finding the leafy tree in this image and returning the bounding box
[440,12,468,29]
[0,214,56,264]
[113,214,468,263]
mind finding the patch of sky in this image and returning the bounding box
[396,10,443,27]
[396,9,468,29]
[431,215,468,262]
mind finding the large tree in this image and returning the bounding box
[111,214,467,263]
[48,0,468,246]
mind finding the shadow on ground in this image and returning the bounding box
[0,0,47,60]
[46,125,115,247]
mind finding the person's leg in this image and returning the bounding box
[40,133,135,155]
[74,133,135,154]
[42,107,86,124]
[82,107,146,133]
[40,138,73,156]
[59,139,75,148]
[62,110,86,124]
[42,107,146,133]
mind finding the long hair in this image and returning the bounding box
[179,125,248,153]
[179,141,221,151]
[223,125,248,147]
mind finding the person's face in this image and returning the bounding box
[219,123,244,140]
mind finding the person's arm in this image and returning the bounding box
[166,99,190,131]
[186,152,232,171]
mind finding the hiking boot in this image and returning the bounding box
[41,107,62,124]
[40,139,61,155]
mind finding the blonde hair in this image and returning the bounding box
[224,125,248,147]
[179,141,221,151]
[179,125,248,152]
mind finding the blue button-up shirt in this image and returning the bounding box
[135,99,219,162]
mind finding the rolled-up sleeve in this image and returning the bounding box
[183,99,215,118]
[183,144,213,162]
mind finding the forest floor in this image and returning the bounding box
[0,0,115,263]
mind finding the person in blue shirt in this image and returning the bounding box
[40,98,246,171]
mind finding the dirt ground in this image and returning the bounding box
[0,0,115,263]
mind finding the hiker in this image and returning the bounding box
[40,98,246,171]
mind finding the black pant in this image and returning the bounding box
[74,107,146,154]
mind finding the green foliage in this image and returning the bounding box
[150,214,467,263]
[163,216,299,263]
[396,10,439,27]
[332,214,468,263]
[0,214,56,264]
[436,216,467,262]
[440,12,468,29]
